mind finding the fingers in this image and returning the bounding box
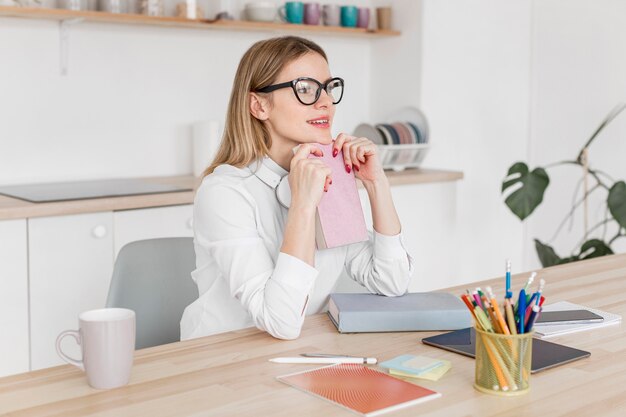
[337,136,376,172]
[324,175,332,192]
[350,139,377,171]
[332,133,351,159]
[333,133,355,173]
[292,143,323,163]
[295,157,333,193]
[317,163,332,192]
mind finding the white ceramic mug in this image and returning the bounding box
[56,308,136,390]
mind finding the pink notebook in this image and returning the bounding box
[277,364,441,416]
[309,143,369,249]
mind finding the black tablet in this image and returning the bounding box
[421,328,590,373]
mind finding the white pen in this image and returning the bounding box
[269,357,377,364]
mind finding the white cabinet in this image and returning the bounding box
[11,204,192,371]
[113,205,193,257]
[28,212,114,370]
[0,220,29,377]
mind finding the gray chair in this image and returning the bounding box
[106,237,198,349]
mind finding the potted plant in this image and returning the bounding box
[502,103,626,267]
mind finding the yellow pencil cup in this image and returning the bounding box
[474,327,533,396]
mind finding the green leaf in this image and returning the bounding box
[608,181,626,229]
[559,256,580,265]
[534,239,563,268]
[578,239,613,260]
[502,162,550,221]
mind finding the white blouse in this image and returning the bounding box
[180,156,415,340]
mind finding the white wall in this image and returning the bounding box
[526,0,626,268]
[416,0,626,279]
[0,0,373,185]
[419,0,530,283]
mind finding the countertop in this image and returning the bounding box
[0,168,463,221]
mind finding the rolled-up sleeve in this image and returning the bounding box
[195,180,318,340]
[343,230,414,296]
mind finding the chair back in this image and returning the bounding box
[106,237,198,349]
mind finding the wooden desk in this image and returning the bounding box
[1,254,625,416]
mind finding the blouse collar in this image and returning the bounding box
[251,156,288,189]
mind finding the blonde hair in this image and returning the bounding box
[204,36,328,176]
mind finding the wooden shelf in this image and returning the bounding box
[0,6,400,37]
[0,169,462,220]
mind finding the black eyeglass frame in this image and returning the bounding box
[255,77,345,106]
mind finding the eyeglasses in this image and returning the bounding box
[255,77,344,106]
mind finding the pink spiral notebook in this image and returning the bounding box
[309,143,369,249]
[277,364,441,416]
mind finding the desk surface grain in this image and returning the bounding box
[1,254,624,417]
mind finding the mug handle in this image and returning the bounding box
[278,5,287,22]
[56,330,84,370]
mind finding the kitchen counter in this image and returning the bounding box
[0,168,463,220]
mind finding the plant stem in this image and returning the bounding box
[594,169,615,183]
[576,103,626,162]
[567,176,585,233]
[547,160,611,191]
[573,218,613,249]
[549,183,602,243]
[609,229,625,245]
[602,206,610,240]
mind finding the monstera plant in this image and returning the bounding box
[502,103,626,267]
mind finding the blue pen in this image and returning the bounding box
[505,259,512,299]
[525,304,541,333]
[514,272,536,313]
[518,289,526,334]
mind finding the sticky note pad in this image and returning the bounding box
[389,360,452,381]
[379,355,443,376]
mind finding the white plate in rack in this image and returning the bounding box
[353,123,385,145]
[385,106,429,144]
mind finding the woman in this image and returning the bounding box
[180,36,414,340]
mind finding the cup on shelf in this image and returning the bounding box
[376,6,392,30]
[56,308,136,390]
[98,0,130,13]
[176,1,205,19]
[303,2,320,25]
[244,1,278,22]
[139,0,163,16]
[356,7,370,29]
[322,4,340,26]
[58,0,90,10]
[340,5,357,27]
[279,1,304,24]
[6,0,58,7]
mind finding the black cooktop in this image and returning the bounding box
[0,178,193,203]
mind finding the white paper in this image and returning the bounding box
[534,301,622,339]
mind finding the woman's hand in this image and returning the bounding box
[288,144,333,211]
[332,133,385,183]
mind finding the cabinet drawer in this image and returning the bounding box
[113,205,193,257]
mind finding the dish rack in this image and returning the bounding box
[378,144,430,172]
[353,106,430,172]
